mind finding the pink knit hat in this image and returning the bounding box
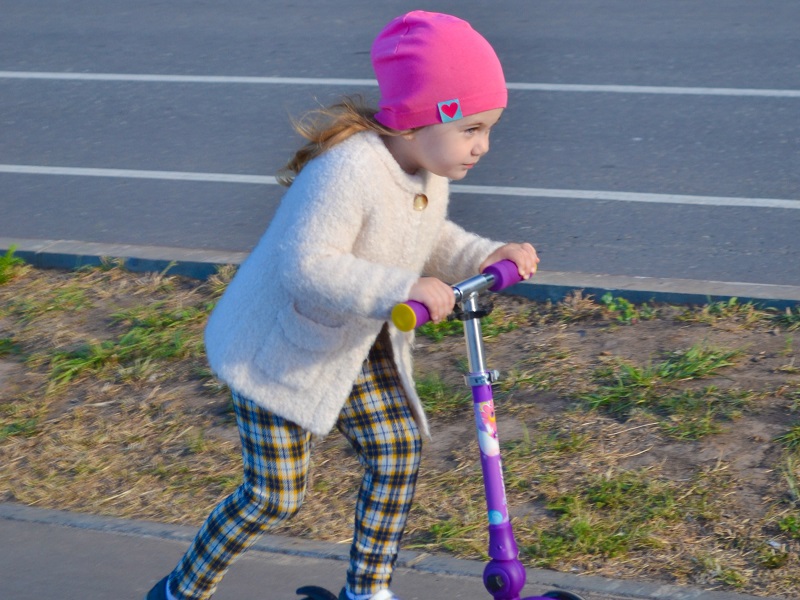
[371,11,507,130]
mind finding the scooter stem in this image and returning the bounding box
[461,292,528,600]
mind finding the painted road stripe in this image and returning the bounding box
[0,71,377,88]
[0,164,276,185]
[449,184,800,209]
[2,164,799,210]
[1,71,799,98]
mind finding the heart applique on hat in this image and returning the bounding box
[437,99,463,122]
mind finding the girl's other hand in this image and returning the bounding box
[408,277,455,323]
[480,242,540,279]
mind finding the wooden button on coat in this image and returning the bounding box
[413,193,428,211]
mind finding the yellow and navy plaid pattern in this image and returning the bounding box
[339,330,422,595]
[168,329,422,599]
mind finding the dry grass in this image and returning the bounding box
[2,259,800,597]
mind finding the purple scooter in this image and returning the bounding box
[297,261,584,600]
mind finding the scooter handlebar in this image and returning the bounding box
[391,260,524,332]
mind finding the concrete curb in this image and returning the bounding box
[3,237,800,309]
[0,236,248,281]
[0,503,778,600]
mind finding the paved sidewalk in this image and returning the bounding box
[0,503,781,600]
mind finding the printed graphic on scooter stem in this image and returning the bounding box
[475,400,500,457]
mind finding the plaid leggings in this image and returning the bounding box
[168,329,422,599]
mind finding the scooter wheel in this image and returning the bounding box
[295,585,339,600]
[542,591,586,600]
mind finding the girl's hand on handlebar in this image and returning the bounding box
[408,277,455,324]
[479,242,540,280]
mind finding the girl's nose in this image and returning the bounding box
[473,132,490,156]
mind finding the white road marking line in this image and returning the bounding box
[1,71,799,98]
[449,184,800,209]
[0,164,276,185]
[2,164,798,209]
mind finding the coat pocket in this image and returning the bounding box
[254,303,345,391]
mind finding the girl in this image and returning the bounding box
[146,10,538,600]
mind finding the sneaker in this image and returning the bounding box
[369,592,399,600]
[338,588,399,600]
[145,576,170,600]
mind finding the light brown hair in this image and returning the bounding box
[277,96,409,186]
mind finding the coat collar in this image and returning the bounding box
[360,131,439,197]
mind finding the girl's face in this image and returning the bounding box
[390,108,504,180]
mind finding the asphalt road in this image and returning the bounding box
[1,1,799,286]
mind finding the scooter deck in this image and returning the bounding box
[296,585,338,600]
[295,585,586,600]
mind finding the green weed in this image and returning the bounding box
[657,388,752,439]
[49,341,116,385]
[524,469,680,564]
[498,346,577,395]
[418,318,463,342]
[758,544,790,569]
[693,553,749,588]
[786,387,800,412]
[780,455,800,504]
[776,513,800,542]
[5,282,93,323]
[415,374,470,415]
[426,518,484,553]
[0,338,22,358]
[679,297,771,328]
[47,301,208,385]
[480,309,520,338]
[781,335,794,357]
[185,429,210,454]
[777,513,800,539]
[418,308,519,342]
[582,344,746,437]
[535,429,590,455]
[775,424,800,453]
[0,246,25,285]
[0,417,39,441]
[498,368,551,392]
[772,306,800,332]
[600,293,656,325]
[656,344,741,380]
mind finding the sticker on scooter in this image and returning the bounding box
[475,400,500,456]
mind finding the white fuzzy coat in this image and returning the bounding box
[204,131,502,437]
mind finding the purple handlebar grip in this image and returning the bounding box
[483,260,523,292]
[406,300,431,326]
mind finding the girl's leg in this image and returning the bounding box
[167,392,312,599]
[337,328,423,596]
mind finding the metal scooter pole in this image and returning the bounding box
[460,290,528,600]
